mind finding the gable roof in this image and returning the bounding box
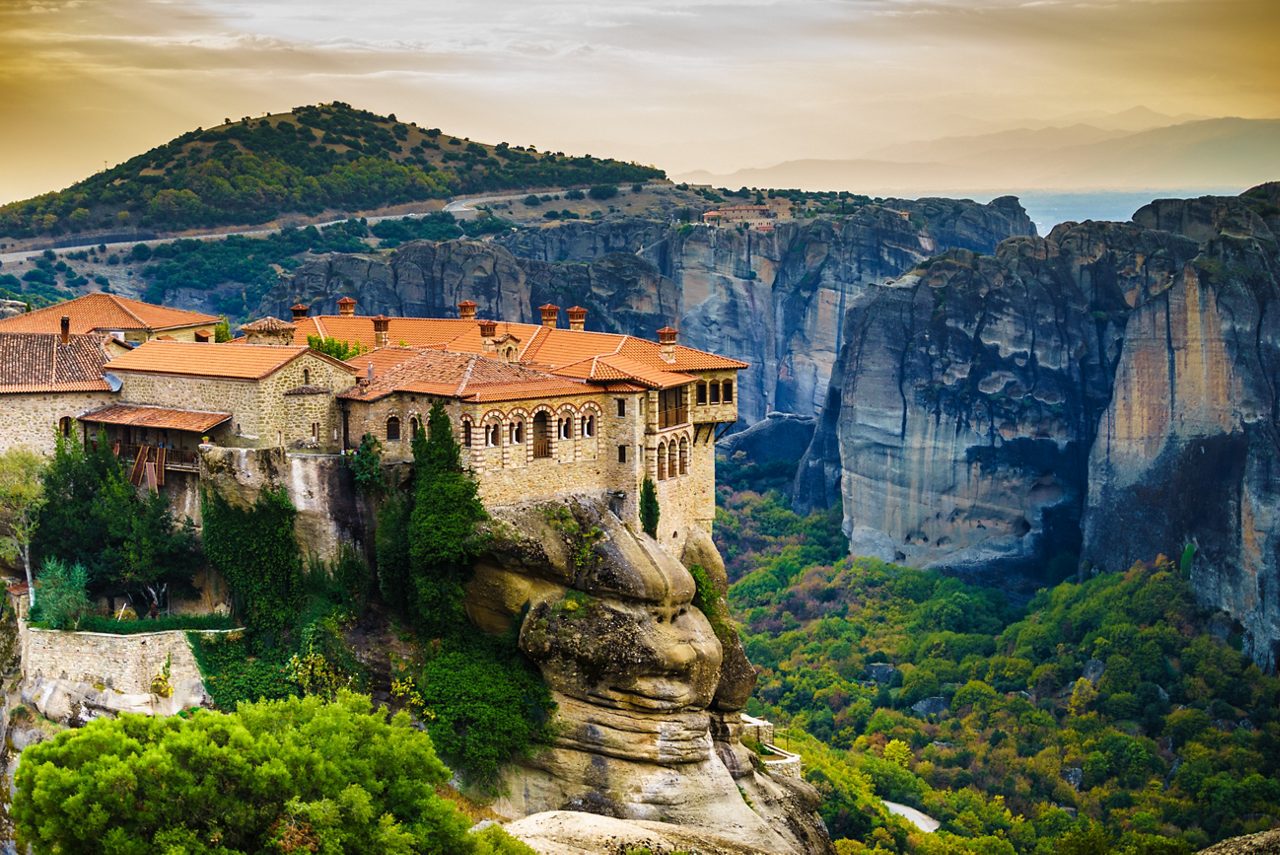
[339,348,597,404]
[0,332,115,393]
[105,340,357,381]
[0,293,219,335]
[79,404,232,433]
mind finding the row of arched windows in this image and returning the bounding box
[456,404,601,453]
[383,414,422,442]
[695,379,734,406]
[656,435,690,480]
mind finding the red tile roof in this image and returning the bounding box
[79,404,231,433]
[339,348,598,404]
[0,332,115,393]
[106,340,357,381]
[0,293,219,335]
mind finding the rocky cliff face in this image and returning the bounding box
[468,497,832,855]
[801,183,1280,668]
[262,198,1033,424]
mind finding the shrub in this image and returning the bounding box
[30,558,90,630]
[588,184,618,200]
[12,692,536,854]
[347,432,384,494]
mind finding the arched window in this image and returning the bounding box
[462,418,473,447]
[582,414,596,437]
[679,436,689,475]
[409,416,422,438]
[386,415,401,442]
[532,412,551,459]
[657,441,667,480]
[510,419,525,444]
[709,382,721,404]
[696,381,707,404]
[722,380,733,402]
[485,422,500,447]
[668,441,678,479]
[303,368,311,385]
[558,416,572,440]
[58,416,72,437]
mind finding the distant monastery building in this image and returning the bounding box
[0,293,745,551]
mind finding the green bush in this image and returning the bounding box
[30,558,90,630]
[12,692,536,855]
[38,614,236,634]
[640,477,660,538]
[201,487,303,643]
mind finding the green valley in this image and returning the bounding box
[715,464,1280,854]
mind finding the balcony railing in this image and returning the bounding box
[117,444,201,471]
[658,405,688,429]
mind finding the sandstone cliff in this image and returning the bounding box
[469,497,833,855]
[261,198,1034,424]
[800,183,1280,668]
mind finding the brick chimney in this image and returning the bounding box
[59,315,70,345]
[337,296,357,317]
[657,326,678,362]
[291,303,309,321]
[372,315,390,348]
[539,303,559,329]
[457,300,477,320]
[567,305,587,331]
[478,319,498,352]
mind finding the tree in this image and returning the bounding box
[30,558,90,630]
[408,401,486,637]
[348,432,384,494]
[0,448,46,607]
[12,692,535,855]
[640,476,660,538]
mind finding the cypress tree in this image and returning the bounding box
[640,476,660,538]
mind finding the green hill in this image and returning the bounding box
[0,102,664,239]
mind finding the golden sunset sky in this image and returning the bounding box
[1,0,1277,203]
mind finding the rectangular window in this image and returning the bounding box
[696,382,707,404]
[709,382,721,404]
[616,398,626,417]
[617,444,628,463]
[723,380,733,402]
[657,387,689,429]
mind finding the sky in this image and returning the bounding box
[1,0,1278,203]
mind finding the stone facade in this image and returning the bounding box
[0,391,118,455]
[112,351,353,451]
[344,382,728,555]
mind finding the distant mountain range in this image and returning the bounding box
[679,117,1279,195]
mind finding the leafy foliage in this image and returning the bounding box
[28,558,90,630]
[200,487,303,642]
[347,432,384,494]
[714,464,1280,853]
[50,614,236,634]
[376,401,554,786]
[12,692,535,854]
[0,447,46,604]
[0,102,662,238]
[309,332,367,362]
[34,432,197,610]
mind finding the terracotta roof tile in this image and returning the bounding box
[0,293,218,334]
[106,341,354,381]
[338,348,596,404]
[240,316,296,333]
[0,332,114,393]
[79,404,231,433]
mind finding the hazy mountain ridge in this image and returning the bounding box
[681,117,1279,195]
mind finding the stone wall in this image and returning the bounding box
[0,391,118,455]
[114,350,353,451]
[14,600,229,720]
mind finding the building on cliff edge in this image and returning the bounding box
[0,296,745,552]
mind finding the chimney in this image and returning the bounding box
[567,305,587,331]
[373,315,390,348]
[291,303,308,321]
[539,303,559,329]
[362,361,374,385]
[478,319,498,352]
[337,296,357,317]
[657,326,678,362]
[59,315,70,345]
[457,300,477,321]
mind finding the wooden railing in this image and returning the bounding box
[117,444,200,471]
[658,405,688,429]
[532,437,551,459]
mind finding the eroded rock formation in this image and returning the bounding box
[261,199,1033,424]
[470,498,832,855]
[800,183,1280,668]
